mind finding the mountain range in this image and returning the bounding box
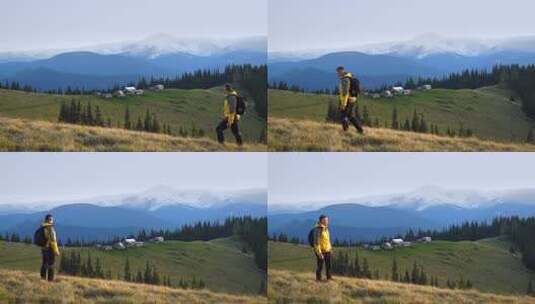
[268,34,535,90]
[268,186,535,242]
[0,35,266,90]
[0,187,267,242]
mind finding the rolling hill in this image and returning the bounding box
[269,269,535,304]
[269,238,535,296]
[0,237,265,295]
[269,86,534,144]
[0,269,265,303]
[269,117,535,152]
[0,86,266,143]
[0,116,264,151]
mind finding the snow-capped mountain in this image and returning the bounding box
[0,34,267,62]
[0,186,267,213]
[270,186,535,213]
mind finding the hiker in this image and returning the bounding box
[38,214,60,281]
[312,214,332,281]
[337,66,364,134]
[216,84,244,145]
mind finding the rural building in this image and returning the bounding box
[419,84,432,91]
[392,86,404,95]
[401,241,412,247]
[382,90,393,98]
[103,246,113,251]
[371,245,381,251]
[124,86,137,94]
[133,241,144,247]
[382,242,393,250]
[403,89,412,95]
[371,93,381,99]
[123,238,136,247]
[150,236,164,243]
[113,242,125,250]
[391,238,404,246]
[150,84,165,91]
[418,236,432,243]
[114,90,125,98]
[103,93,113,99]
[134,89,144,95]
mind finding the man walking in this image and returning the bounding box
[40,214,60,281]
[337,66,364,134]
[313,214,332,281]
[216,84,243,145]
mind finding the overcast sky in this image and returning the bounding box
[0,153,267,204]
[1,0,267,52]
[269,0,535,52]
[269,153,535,206]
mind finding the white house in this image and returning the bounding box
[391,238,404,246]
[124,86,137,94]
[419,236,432,243]
[401,241,412,247]
[134,89,144,95]
[113,242,125,250]
[133,241,144,247]
[114,90,125,98]
[124,238,136,247]
[150,236,164,243]
[103,93,113,99]
[420,84,432,91]
[371,245,381,251]
[103,245,113,251]
[382,90,393,98]
[371,93,381,99]
[150,84,164,91]
[403,89,412,95]
[392,86,404,95]
[382,242,393,250]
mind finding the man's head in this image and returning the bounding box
[44,214,54,224]
[336,66,345,77]
[223,83,233,94]
[319,214,328,226]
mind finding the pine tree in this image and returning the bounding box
[419,115,428,133]
[136,270,143,283]
[362,258,371,279]
[411,110,420,132]
[95,106,104,126]
[135,116,143,131]
[403,118,411,131]
[411,262,419,284]
[151,114,161,133]
[144,261,152,284]
[124,106,131,130]
[403,270,410,283]
[124,258,132,282]
[144,109,151,132]
[391,107,399,130]
[362,105,371,126]
[528,128,534,143]
[391,257,399,282]
[528,279,534,295]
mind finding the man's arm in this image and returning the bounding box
[339,78,350,109]
[313,227,323,258]
[49,227,60,255]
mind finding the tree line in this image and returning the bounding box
[406,64,535,121]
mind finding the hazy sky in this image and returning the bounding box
[269,0,535,52]
[0,153,267,204]
[269,153,535,206]
[1,0,267,52]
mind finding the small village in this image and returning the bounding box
[94,236,165,251]
[365,84,432,99]
[94,84,165,99]
[363,236,432,251]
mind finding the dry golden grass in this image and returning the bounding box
[268,118,535,152]
[0,116,265,152]
[268,270,535,304]
[0,268,266,304]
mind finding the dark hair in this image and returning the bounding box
[44,214,53,222]
[336,66,345,71]
[319,214,327,222]
[224,83,232,90]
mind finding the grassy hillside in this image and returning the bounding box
[0,269,265,304]
[269,86,534,143]
[268,239,535,295]
[0,116,264,151]
[269,117,535,151]
[0,238,265,295]
[0,87,265,143]
[269,269,535,304]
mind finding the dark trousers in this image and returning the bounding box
[41,248,55,281]
[341,102,364,133]
[216,118,243,145]
[316,252,332,280]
